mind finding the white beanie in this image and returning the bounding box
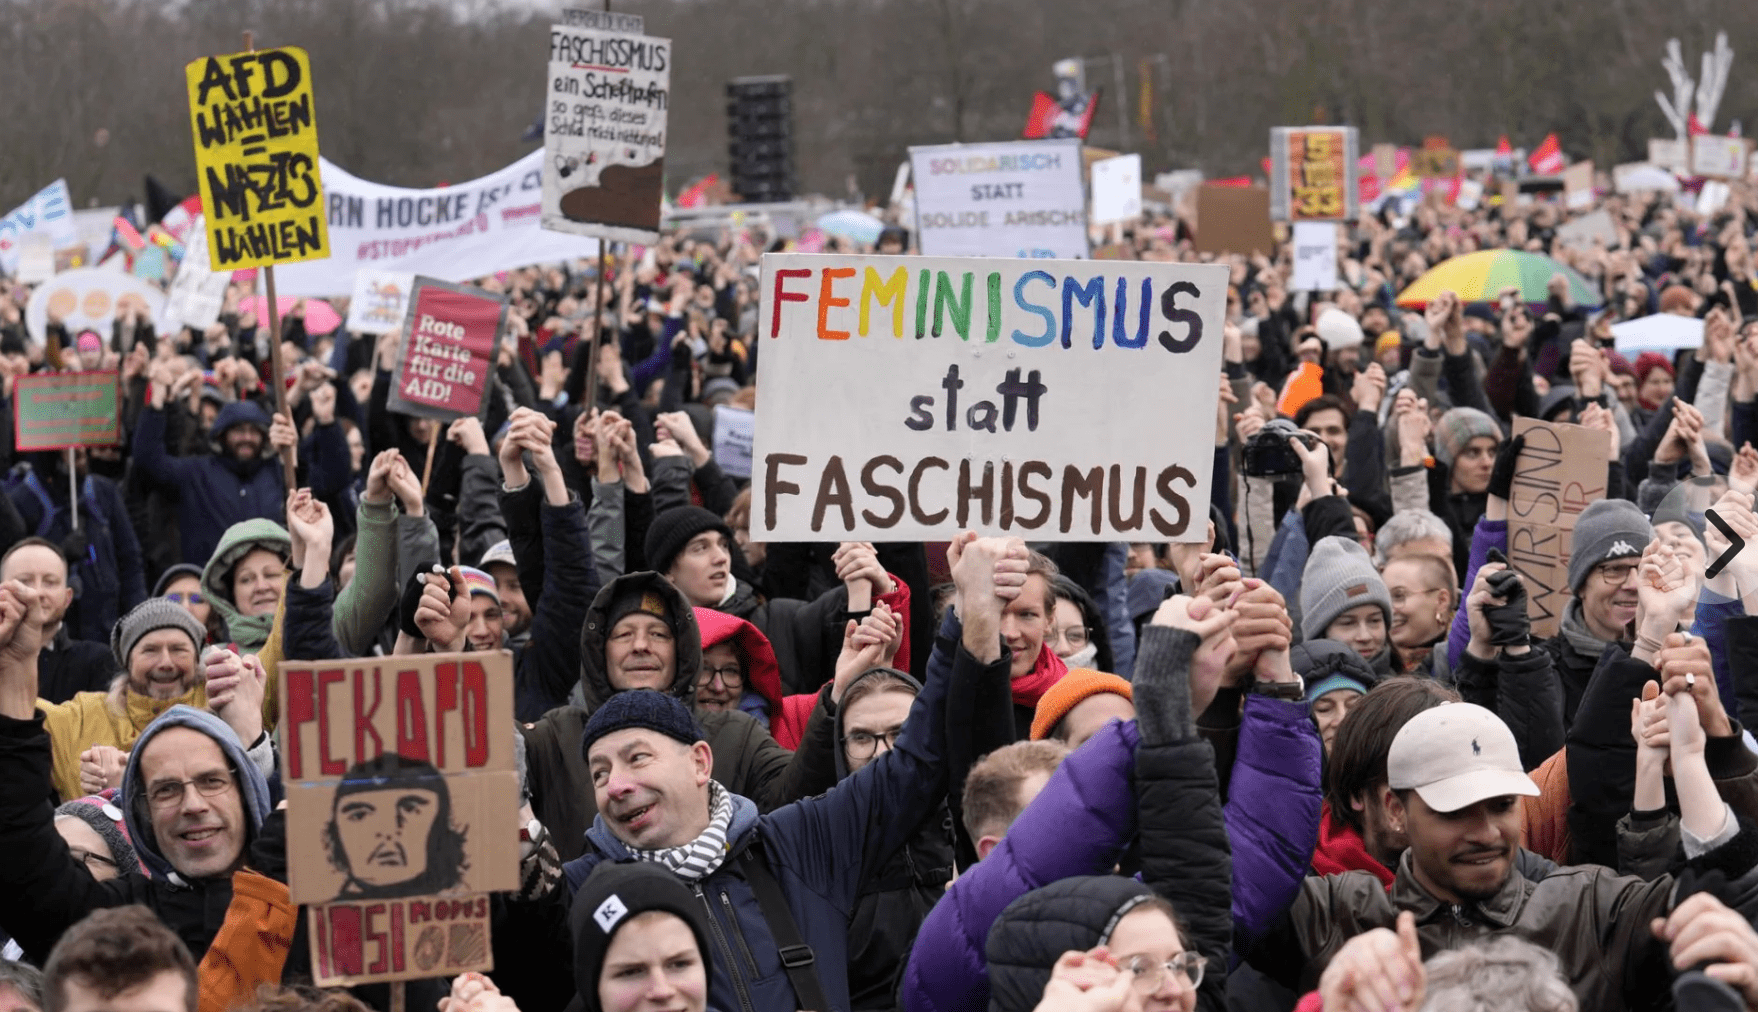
[1316,307,1365,350]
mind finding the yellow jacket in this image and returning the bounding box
[40,680,208,803]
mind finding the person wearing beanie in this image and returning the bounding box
[454,564,506,653]
[1300,536,1394,675]
[54,793,142,881]
[153,561,226,645]
[1633,350,1676,411]
[1373,329,1404,373]
[1289,639,1378,755]
[1433,407,1501,495]
[1531,498,1653,722]
[571,861,714,1012]
[1029,669,1134,748]
[0,538,117,704]
[643,506,737,609]
[1316,307,1365,371]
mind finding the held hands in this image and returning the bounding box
[1424,290,1465,355]
[1225,578,1296,685]
[1568,339,1607,400]
[78,745,128,795]
[946,533,1029,664]
[438,972,521,1012]
[204,647,267,746]
[385,453,424,517]
[1030,949,1135,1012]
[1318,910,1425,1012]
[1576,403,1619,463]
[656,411,710,465]
[1706,490,1758,587]
[1635,541,1700,648]
[1393,390,1432,467]
[1150,593,1238,717]
[833,541,892,611]
[1652,893,1758,1008]
[1350,362,1387,414]
[448,416,492,457]
[831,602,902,704]
[286,489,335,585]
[1655,632,1732,738]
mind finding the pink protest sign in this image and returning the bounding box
[386,277,506,421]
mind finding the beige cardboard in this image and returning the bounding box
[309,893,494,987]
[285,770,520,905]
[1507,418,1603,639]
[1373,144,1398,181]
[1194,186,1275,256]
[278,653,514,784]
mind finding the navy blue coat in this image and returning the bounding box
[10,468,146,643]
[133,401,289,565]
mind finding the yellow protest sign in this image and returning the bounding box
[184,47,329,271]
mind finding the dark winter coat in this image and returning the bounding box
[132,401,295,565]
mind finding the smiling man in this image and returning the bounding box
[1537,498,1651,721]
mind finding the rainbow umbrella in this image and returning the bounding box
[1394,250,1600,310]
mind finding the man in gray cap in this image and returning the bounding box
[1537,498,1653,721]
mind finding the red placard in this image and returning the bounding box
[385,277,506,421]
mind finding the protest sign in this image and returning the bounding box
[1456,179,1484,212]
[1412,146,1460,180]
[1505,417,1605,639]
[25,267,167,344]
[1555,209,1617,252]
[1090,154,1142,226]
[346,269,416,335]
[750,254,1226,541]
[0,179,77,276]
[1562,161,1595,210]
[1269,126,1360,222]
[1649,138,1689,173]
[541,24,671,244]
[1372,144,1398,181]
[17,234,55,284]
[909,139,1088,259]
[1291,222,1339,291]
[561,7,644,32]
[164,216,234,332]
[278,652,518,985]
[13,372,121,452]
[1193,185,1274,256]
[184,47,330,271]
[273,152,599,297]
[712,404,755,479]
[1691,135,1752,180]
[385,278,505,421]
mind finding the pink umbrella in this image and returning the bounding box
[235,295,342,335]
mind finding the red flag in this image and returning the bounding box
[677,174,717,209]
[1495,135,1512,156]
[1688,113,1708,137]
[1528,133,1564,175]
[1022,90,1099,140]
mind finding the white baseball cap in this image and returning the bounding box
[1387,702,1539,813]
[480,540,517,571]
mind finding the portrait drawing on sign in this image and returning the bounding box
[324,754,469,900]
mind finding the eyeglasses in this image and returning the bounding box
[1048,625,1091,650]
[700,665,744,688]
[1122,952,1207,993]
[1596,561,1641,586]
[69,849,116,872]
[1388,587,1443,606]
[145,771,235,810]
[842,729,902,760]
[165,592,204,605]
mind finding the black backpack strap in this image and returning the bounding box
[738,840,829,1012]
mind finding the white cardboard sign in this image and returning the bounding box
[346,269,416,335]
[1291,222,1339,291]
[1090,154,1143,226]
[909,139,1088,260]
[751,253,1227,541]
[712,404,755,479]
[163,215,232,332]
[1692,135,1751,180]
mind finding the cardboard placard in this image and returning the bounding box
[24,267,167,344]
[1691,135,1752,180]
[1291,221,1339,291]
[17,234,55,284]
[750,254,1227,541]
[541,24,671,244]
[385,278,506,421]
[278,652,517,986]
[561,7,644,32]
[1269,126,1359,222]
[346,269,416,336]
[1412,147,1460,179]
[1505,418,1606,639]
[164,215,233,333]
[13,372,121,451]
[1194,185,1274,256]
[0,179,78,276]
[1562,161,1595,210]
[712,404,755,480]
[1648,138,1689,173]
[909,139,1089,259]
[1372,144,1398,181]
[1555,209,1617,252]
[185,47,330,271]
[1090,154,1143,226]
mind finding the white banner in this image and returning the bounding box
[909,140,1087,260]
[163,215,232,331]
[26,267,168,343]
[751,254,1226,541]
[1090,154,1142,226]
[345,269,415,335]
[0,179,78,275]
[542,24,670,244]
[1291,222,1338,291]
[272,152,599,298]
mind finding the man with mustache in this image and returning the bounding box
[325,754,467,900]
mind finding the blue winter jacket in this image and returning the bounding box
[133,401,289,565]
[10,468,146,642]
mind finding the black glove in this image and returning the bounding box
[1486,433,1526,501]
[246,807,289,884]
[398,564,443,639]
[1482,549,1531,648]
[60,528,88,565]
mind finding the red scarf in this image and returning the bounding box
[1009,645,1068,709]
[1310,802,1394,890]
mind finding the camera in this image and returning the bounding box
[1241,418,1319,479]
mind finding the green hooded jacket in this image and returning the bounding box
[200,517,292,652]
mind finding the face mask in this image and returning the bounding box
[1064,642,1099,669]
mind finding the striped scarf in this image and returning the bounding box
[627,780,734,880]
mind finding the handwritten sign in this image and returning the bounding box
[1090,154,1142,226]
[13,372,121,451]
[346,269,415,335]
[1505,418,1605,639]
[163,216,233,332]
[1692,135,1752,181]
[561,7,644,32]
[1291,221,1339,291]
[0,179,77,276]
[279,653,517,986]
[541,24,671,244]
[712,404,755,480]
[909,139,1088,259]
[1412,147,1460,180]
[24,267,166,344]
[1270,127,1359,222]
[751,254,1226,541]
[184,46,330,270]
[385,278,506,421]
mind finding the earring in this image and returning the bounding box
[1435,612,1445,624]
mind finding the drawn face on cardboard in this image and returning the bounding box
[325,756,466,899]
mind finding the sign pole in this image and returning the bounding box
[239,29,296,495]
[389,982,404,1012]
[420,422,441,497]
[587,242,609,409]
[66,447,78,532]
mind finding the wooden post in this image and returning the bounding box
[66,447,79,531]
[420,421,441,497]
[388,982,405,1012]
[586,242,610,409]
[243,28,296,494]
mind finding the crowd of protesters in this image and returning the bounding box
[1,173,1758,1012]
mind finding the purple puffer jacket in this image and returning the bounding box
[900,701,1322,1012]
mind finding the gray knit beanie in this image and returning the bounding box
[111,598,207,670]
[55,795,141,878]
[1567,499,1652,594]
[1300,536,1393,641]
[1434,407,1502,465]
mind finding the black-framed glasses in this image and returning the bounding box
[700,664,744,688]
[1597,560,1640,586]
[69,849,117,872]
[145,770,236,810]
[1122,952,1207,992]
[842,729,901,760]
[1048,625,1091,650]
